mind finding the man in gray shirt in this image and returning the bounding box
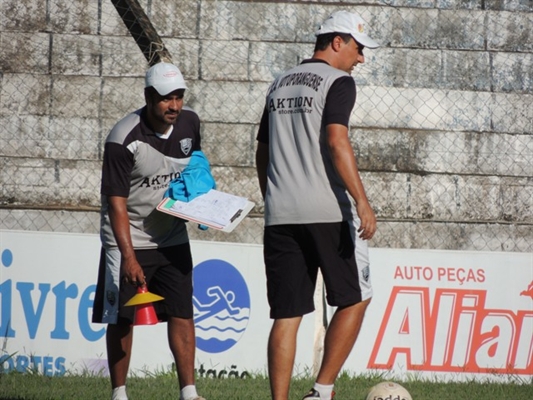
[93,62,205,400]
[256,11,379,400]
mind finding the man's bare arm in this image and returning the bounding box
[108,196,146,285]
[326,123,377,240]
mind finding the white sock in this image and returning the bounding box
[180,385,199,400]
[111,385,128,400]
[314,382,334,400]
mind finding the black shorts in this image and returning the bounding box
[92,243,194,325]
[264,221,361,319]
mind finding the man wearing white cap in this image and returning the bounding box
[255,11,379,400]
[93,62,205,400]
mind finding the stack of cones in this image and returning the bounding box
[124,285,165,325]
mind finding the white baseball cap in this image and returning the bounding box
[145,62,187,95]
[315,11,380,49]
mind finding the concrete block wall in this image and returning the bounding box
[0,0,532,251]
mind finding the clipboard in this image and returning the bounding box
[156,189,255,233]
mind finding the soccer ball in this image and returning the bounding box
[365,381,412,400]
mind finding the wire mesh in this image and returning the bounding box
[0,0,531,251]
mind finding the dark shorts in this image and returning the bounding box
[92,243,194,325]
[264,221,361,319]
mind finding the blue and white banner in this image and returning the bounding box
[0,230,313,378]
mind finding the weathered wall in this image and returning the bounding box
[1,0,532,251]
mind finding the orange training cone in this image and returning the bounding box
[124,285,165,326]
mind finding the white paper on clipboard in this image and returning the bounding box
[156,189,255,233]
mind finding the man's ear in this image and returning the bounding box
[144,87,152,106]
[331,35,343,52]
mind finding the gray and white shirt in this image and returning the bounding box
[100,106,201,249]
[257,59,357,226]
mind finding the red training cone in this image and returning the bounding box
[124,285,165,326]
[133,301,159,325]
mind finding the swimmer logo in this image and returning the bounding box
[193,259,250,353]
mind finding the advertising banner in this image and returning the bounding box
[0,230,531,382]
[0,231,105,376]
[341,248,533,382]
[0,230,313,378]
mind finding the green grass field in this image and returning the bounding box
[0,371,531,400]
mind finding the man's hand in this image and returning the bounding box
[356,201,377,240]
[121,256,146,287]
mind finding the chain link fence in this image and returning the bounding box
[1,0,532,252]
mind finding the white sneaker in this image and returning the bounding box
[111,386,128,400]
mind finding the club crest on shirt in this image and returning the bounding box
[362,266,370,282]
[180,138,193,155]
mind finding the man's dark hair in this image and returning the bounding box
[314,32,352,52]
